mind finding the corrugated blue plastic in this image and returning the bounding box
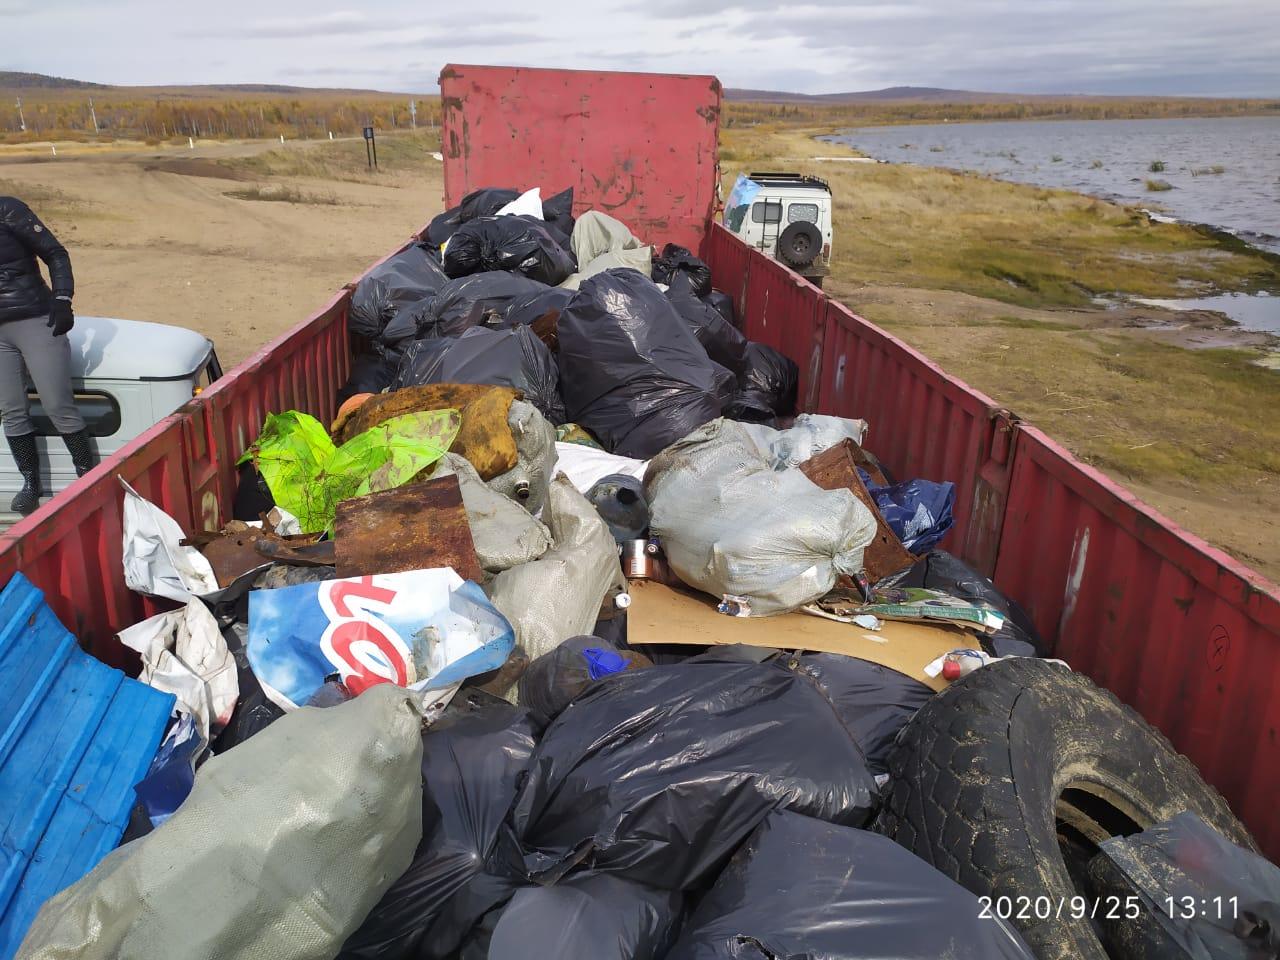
[0,572,173,958]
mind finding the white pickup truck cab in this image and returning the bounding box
[724,172,833,286]
[0,316,220,528]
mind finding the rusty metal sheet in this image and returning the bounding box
[440,64,721,252]
[799,440,915,582]
[334,476,483,582]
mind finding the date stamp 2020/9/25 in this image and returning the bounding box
[979,894,1241,922]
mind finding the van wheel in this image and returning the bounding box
[876,658,1253,960]
[777,221,821,269]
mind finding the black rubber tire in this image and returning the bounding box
[876,658,1254,960]
[776,221,821,268]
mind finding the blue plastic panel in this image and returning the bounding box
[0,573,173,958]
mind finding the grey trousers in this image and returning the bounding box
[0,313,85,437]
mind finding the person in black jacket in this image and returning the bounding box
[0,196,95,516]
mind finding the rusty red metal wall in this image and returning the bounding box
[994,424,1280,858]
[439,64,721,251]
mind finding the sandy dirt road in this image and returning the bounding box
[0,138,441,367]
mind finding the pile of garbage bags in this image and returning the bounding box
[342,186,800,457]
[22,190,1272,960]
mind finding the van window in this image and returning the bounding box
[751,201,783,224]
[787,202,820,224]
[26,390,122,438]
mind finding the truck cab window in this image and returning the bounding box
[787,202,820,224]
[26,390,122,438]
[751,201,783,224]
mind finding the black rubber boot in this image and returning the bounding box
[61,428,97,478]
[7,432,42,516]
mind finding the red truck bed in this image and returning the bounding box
[0,64,1276,860]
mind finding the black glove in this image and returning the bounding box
[48,298,74,337]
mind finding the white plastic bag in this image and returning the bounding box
[647,419,877,616]
[430,453,552,573]
[495,187,543,219]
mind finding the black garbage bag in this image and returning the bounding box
[337,699,540,960]
[704,289,738,330]
[517,635,647,721]
[884,549,1045,657]
[499,286,574,330]
[557,269,736,458]
[652,243,712,298]
[209,624,284,753]
[443,215,576,286]
[337,351,397,406]
[460,187,521,222]
[666,810,1036,959]
[786,653,935,775]
[392,325,565,423]
[666,286,750,373]
[665,287,796,422]
[1087,811,1280,960]
[413,272,551,339]
[350,244,449,341]
[542,186,575,241]
[732,341,799,421]
[505,656,878,889]
[487,873,682,960]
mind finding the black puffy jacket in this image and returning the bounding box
[0,196,73,324]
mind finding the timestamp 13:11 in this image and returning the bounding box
[1164,895,1239,920]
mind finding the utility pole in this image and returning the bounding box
[409,99,417,129]
[88,97,99,134]
[15,98,25,133]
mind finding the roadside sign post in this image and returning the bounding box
[364,126,377,169]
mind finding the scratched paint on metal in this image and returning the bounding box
[440,64,721,251]
[0,572,172,956]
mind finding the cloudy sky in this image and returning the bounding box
[2,0,1278,96]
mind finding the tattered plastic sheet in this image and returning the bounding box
[118,599,238,747]
[248,568,515,711]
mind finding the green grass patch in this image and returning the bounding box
[224,184,339,205]
[223,130,440,183]
[1149,160,1166,172]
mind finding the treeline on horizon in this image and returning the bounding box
[0,90,443,143]
[1,86,1276,144]
[725,96,1280,127]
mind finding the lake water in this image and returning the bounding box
[828,117,1280,334]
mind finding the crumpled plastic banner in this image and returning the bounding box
[238,408,461,534]
[247,567,515,711]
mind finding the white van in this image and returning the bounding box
[0,316,220,528]
[724,172,833,286]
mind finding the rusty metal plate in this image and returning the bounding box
[800,439,915,582]
[334,476,483,582]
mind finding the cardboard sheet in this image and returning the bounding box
[626,580,971,691]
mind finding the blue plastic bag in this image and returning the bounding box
[722,175,762,232]
[861,470,956,554]
[134,714,202,828]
